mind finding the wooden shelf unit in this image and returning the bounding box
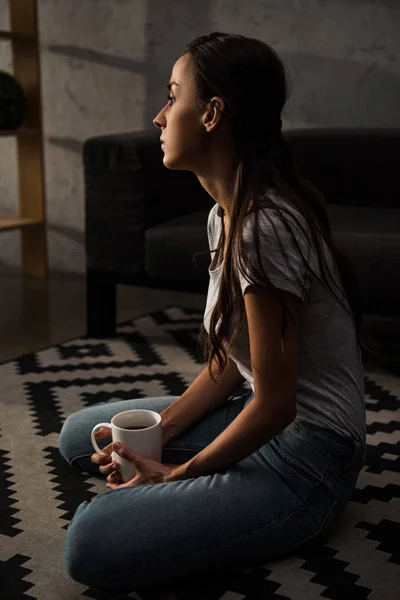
[0,215,43,231]
[0,0,47,277]
[0,30,36,42]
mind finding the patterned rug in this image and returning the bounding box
[0,305,399,600]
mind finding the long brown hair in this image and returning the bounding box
[186,32,383,383]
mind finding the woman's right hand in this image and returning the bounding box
[91,426,179,474]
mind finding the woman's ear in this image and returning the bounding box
[203,97,225,132]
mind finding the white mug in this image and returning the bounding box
[91,409,162,482]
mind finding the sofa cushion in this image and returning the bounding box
[145,204,400,314]
[145,210,210,284]
[328,205,400,254]
[328,205,400,314]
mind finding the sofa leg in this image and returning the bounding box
[86,268,117,338]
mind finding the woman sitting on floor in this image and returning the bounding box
[58,31,369,595]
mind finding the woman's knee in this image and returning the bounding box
[63,493,139,590]
[59,411,78,464]
[62,500,104,586]
[58,407,97,466]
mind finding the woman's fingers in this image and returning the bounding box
[106,469,122,484]
[91,429,113,465]
[91,452,112,466]
[99,461,120,476]
[91,441,114,465]
[94,426,112,440]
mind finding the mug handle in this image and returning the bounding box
[91,422,112,455]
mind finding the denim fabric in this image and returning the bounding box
[58,391,366,595]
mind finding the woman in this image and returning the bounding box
[59,32,368,595]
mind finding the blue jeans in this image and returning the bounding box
[58,390,366,595]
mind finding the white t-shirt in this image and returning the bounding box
[203,196,366,443]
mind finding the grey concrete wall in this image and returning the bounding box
[0,0,399,274]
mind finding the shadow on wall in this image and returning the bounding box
[49,223,84,245]
[45,45,147,76]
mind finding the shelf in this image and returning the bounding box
[0,30,36,42]
[0,128,41,136]
[0,1,47,277]
[0,216,44,231]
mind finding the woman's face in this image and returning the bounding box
[153,54,210,171]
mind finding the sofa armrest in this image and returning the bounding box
[84,129,212,275]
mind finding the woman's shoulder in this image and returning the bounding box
[242,190,311,246]
[208,191,312,250]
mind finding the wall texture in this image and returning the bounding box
[0,0,399,274]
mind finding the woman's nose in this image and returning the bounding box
[153,109,165,129]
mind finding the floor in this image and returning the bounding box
[0,269,206,363]
[1,269,399,364]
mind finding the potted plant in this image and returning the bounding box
[0,69,27,130]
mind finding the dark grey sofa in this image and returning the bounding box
[84,129,400,338]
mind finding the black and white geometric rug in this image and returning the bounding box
[1,305,399,600]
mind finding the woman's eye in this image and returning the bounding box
[167,94,176,104]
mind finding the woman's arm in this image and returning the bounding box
[166,285,300,481]
[160,354,245,444]
[166,396,294,481]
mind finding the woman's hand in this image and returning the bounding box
[90,426,114,470]
[91,426,180,489]
[103,441,175,489]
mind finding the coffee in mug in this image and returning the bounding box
[90,409,162,482]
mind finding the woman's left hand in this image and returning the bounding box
[104,442,176,489]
